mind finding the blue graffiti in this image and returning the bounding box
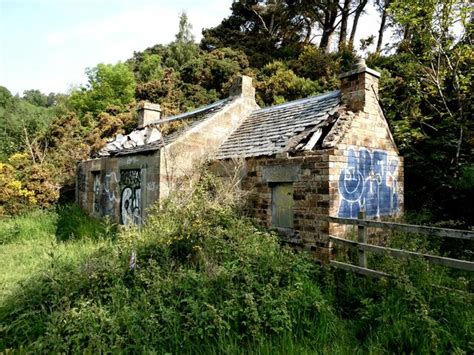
[338,148,399,218]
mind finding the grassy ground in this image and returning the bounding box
[0,210,105,304]
[1,189,472,353]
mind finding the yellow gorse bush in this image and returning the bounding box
[0,162,37,215]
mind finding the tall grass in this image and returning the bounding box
[1,210,58,302]
[0,173,472,353]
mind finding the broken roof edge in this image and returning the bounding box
[253,90,340,114]
[162,94,258,150]
[104,95,249,158]
[215,146,338,162]
[145,97,234,126]
[215,91,342,160]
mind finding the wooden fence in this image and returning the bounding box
[319,212,474,278]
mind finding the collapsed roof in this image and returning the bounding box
[216,90,342,159]
[97,97,235,157]
[97,90,350,159]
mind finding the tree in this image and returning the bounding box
[338,0,352,49]
[201,1,315,66]
[137,53,164,83]
[370,0,473,224]
[22,89,48,107]
[0,86,56,161]
[317,0,339,52]
[69,62,136,116]
[165,12,199,70]
[349,0,369,46]
[256,61,322,106]
[375,0,392,53]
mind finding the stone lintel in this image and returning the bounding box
[262,164,301,183]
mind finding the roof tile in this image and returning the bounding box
[216,91,341,159]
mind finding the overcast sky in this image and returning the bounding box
[0,0,386,95]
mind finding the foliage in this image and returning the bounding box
[135,53,164,83]
[181,48,250,98]
[0,161,36,216]
[56,204,117,242]
[201,0,320,66]
[367,0,473,226]
[1,176,471,353]
[0,86,57,161]
[22,89,49,107]
[22,90,65,108]
[164,12,199,70]
[256,61,323,105]
[69,62,136,116]
[324,262,473,353]
[1,2,472,227]
[0,176,343,353]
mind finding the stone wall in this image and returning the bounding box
[76,76,259,223]
[211,151,335,259]
[159,79,259,198]
[211,63,404,260]
[330,59,404,238]
[76,153,160,224]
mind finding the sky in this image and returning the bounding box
[0,0,387,95]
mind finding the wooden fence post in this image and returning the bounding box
[358,210,367,268]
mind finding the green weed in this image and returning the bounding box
[0,174,472,353]
[55,203,117,242]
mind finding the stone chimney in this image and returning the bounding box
[137,102,162,128]
[339,58,381,113]
[229,75,256,99]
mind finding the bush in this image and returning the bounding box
[327,228,473,354]
[1,172,471,353]
[1,173,343,353]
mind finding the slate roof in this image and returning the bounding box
[100,97,235,157]
[216,90,341,159]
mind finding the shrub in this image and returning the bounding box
[0,162,36,216]
[1,172,471,353]
[1,173,343,353]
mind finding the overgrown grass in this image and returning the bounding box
[0,210,58,301]
[56,203,117,242]
[1,175,472,353]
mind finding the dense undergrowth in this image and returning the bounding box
[1,175,472,353]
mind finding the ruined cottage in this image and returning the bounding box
[76,59,403,256]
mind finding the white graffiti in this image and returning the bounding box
[93,173,101,214]
[146,182,157,191]
[120,169,142,225]
[126,156,139,165]
[121,187,141,225]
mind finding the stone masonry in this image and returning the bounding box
[77,59,403,260]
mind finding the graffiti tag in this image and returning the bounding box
[120,169,142,225]
[93,173,101,215]
[338,148,399,218]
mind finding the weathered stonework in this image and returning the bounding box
[76,154,160,224]
[76,75,259,224]
[211,59,403,260]
[77,61,404,261]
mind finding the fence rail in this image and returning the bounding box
[321,212,474,277]
[320,215,474,240]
